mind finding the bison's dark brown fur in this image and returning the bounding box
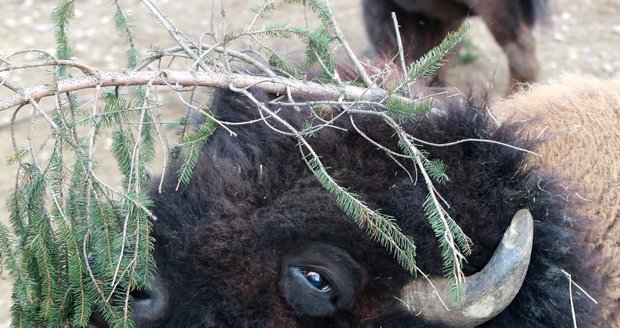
[362,0,547,92]
[94,80,615,327]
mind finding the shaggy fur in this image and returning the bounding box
[494,74,620,326]
[362,0,548,91]
[139,83,609,327]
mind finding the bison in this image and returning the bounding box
[494,74,620,326]
[362,0,548,91]
[89,76,617,327]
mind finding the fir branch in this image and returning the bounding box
[248,1,278,29]
[346,107,473,302]
[399,137,472,303]
[140,0,211,72]
[406,23,469,81]
[286,0,374,86]
[51,0,76,75]
[175,115,218,189]
[113,1,140,68]
[303,152,418,273]
[229,85,419,275]
[386,96,433,122]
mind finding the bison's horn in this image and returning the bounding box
[400,209,534,327]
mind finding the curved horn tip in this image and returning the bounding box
[399,209,534,327]
[503,209,534,250]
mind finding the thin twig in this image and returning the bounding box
[324,0,374,87]
[561,269,599,305]
[391,12,410,97]
[141,0,210,72]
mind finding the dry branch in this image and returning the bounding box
[0,69,398,112]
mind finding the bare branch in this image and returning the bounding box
[0,69,400,112]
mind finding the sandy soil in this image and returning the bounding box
[0,0,619,325]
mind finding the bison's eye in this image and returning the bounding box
[300,269,331,291]
[280,243,363,317]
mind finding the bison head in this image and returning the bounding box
[91,87,596,327]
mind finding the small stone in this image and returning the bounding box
[612,25,620,35]
[100,15,112,24]
[553,33,565,42]
[561,12,572,20]
[22,36,35,46]
[19,16,32,25]
[584,57,598,66]
[4,18,17,28]
[568,48,578,61]
[75,43,88,52]
[603,63,615,74]
[104,54,115,63]
[35,23,52,32]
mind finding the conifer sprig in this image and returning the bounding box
[52,0,75,75]
[303,152,418,274]
[230,85,419,275]
[175,114,219,189]
[406,24,469,81]
[113,1,139,69]
[398,136,473,303]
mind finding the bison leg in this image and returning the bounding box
[503,29,539,93]
[469,0,540,91]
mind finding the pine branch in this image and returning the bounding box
[0,0,485,324]
[113,0,139,68]
[51,0,76,76]
[406,24,469,80]
[229,85,419,275]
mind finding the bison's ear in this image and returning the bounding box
[279,243,364,317]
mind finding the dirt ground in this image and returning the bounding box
[1,0,619,326]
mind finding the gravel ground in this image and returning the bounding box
[1,0,619,325]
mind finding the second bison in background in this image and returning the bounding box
[362,0,548,91]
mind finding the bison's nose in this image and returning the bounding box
[87,273,170,328]
[131,273,170,327]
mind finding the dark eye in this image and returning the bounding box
[302,270,331,291]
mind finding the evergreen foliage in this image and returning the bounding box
[112,1,139,69]
[386,96,433,122]
[303,150,418,275]
[52,0,75,76]
[175,114,218,188]
[406,24,469,81]
[0,0,470,326]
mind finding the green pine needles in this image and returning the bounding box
[1,88,158,327]
[406,24,469,81]
[303,151,418,275]
[0,0,474,326]
[175,114,219,189]
[52,0,75,76]
[0,2,158,326]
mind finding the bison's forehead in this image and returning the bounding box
[157,171,412,285]
[149,170,417,327]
